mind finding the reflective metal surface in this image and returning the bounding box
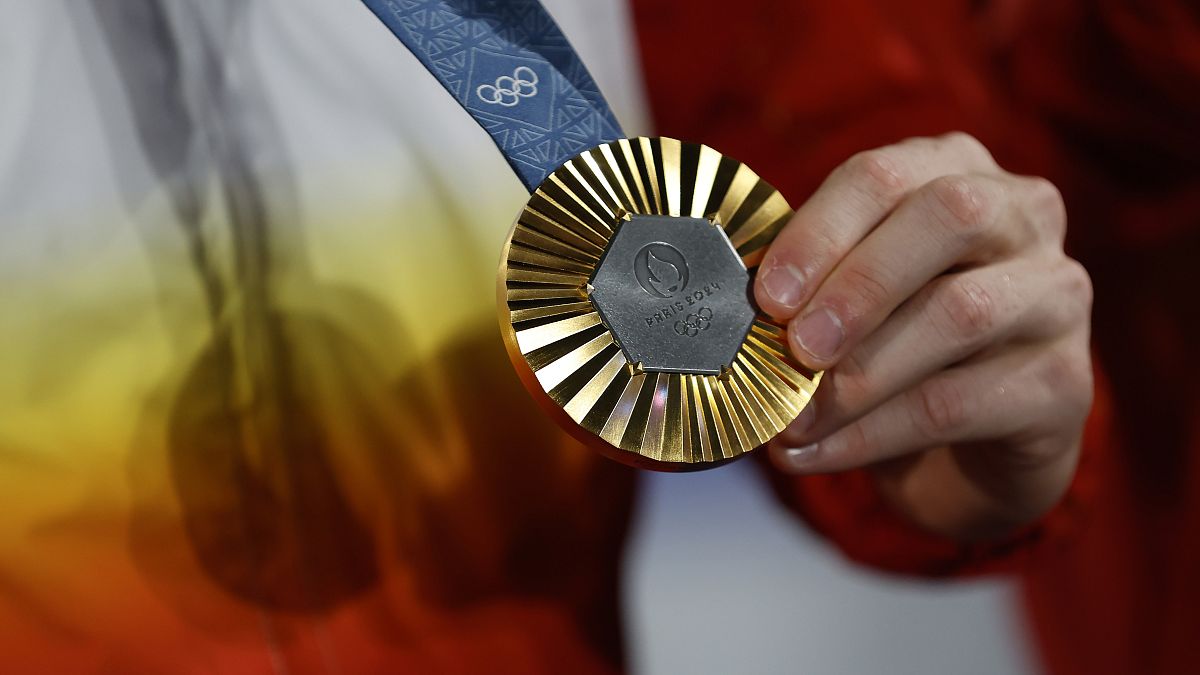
[498,137,821,470]
[589,214,754,375]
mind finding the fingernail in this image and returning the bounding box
[774,443,821,472]
[760,260,806,310]
[792,308,844,362]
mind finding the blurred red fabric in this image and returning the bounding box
[632,1,1200,673]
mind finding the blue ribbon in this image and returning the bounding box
[359,0,626,192]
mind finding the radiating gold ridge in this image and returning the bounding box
[499,137,820,470]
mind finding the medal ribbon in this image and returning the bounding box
[359,0,625,191]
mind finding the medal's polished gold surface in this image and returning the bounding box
[498,137,821,470]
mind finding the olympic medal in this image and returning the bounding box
[498,137,821,470]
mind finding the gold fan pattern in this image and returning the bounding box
[498,137,821,470]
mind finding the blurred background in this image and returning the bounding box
[2,0,1196,673]
[627,464,1036,675]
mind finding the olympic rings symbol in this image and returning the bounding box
[476,66,539,107]
[674,307,713,337]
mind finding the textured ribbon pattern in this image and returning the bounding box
[360,0,625,191]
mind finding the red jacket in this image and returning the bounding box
[632,1,1200,672]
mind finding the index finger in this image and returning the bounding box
[754,132,996,319]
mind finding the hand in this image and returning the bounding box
[755,132,1093,540]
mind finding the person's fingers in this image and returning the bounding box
[785,172,1067,369]
[776,255,1093,447]
[768,334,1094,474]
[755,132,997,319]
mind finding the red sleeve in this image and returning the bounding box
[629,0,1130,576]
[630,0,1046,203]
[755,366,1111,577]
[634,2,1200,670]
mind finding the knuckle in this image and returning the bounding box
[1041,343,1095,422]
[1027,175,1065,214]
[804,224,844,262]
[827,352,873,410]
[939,131,995,164]
[1023,175,1068,241]
[840,149,908,208]
[1062,257,1095,316]
[910,377,968,439]
[839,263,893,316]
[936,275,996,344]
[925,175,993,240]
[776,215,842,269]
[830,421,873,466]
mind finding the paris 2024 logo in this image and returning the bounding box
[633,243,714,337]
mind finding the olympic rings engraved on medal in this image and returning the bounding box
[674,307,713,337]
[476,66,539,107]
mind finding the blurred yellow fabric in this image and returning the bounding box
[0,1,650,671]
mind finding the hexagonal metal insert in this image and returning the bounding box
[588,214,756,375]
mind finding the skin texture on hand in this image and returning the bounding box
[757,132,1094,541]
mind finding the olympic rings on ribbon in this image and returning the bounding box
[476,66,539,107]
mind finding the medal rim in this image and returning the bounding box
[498,136,821,471]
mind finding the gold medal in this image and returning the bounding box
[498,137,821,470]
